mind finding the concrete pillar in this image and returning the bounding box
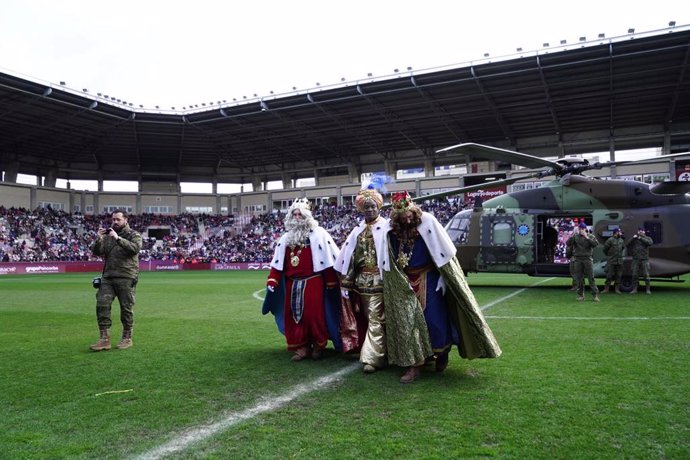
[281,173,292,189]
[136,193,142,214]
[3,161,19,182]
[347,163,360,184]
[93,193,100,215]
[336,185,342,206]
[176,193,182,214]
[44,168,58,188]
[424,158,434,178]
[663,131,672,155]
[252,176,263,192]
[234,194,242,215]
[384,160,396,178]
[609,137,617,178]
[313,168,320,186]
[30,187,37,210]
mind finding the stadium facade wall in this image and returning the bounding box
[0,158,675,215]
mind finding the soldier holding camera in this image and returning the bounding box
[89,210,142,351]
[627,227,654,294]
[566,222,600,302]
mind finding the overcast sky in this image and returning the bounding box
[1,1,686,110]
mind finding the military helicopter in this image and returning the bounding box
[410,143,690,291]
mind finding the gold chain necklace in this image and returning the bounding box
[358,225,377,267]
[289,244,303,267]
[397,238,413,269]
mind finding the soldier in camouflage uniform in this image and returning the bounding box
[89,210,142,351]
[566,222,600,301]
[626,227,654,294]
[602,228,625,294]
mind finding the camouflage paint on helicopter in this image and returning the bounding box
[413,143,690,290]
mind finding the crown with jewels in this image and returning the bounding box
[289,197,311,212]
[391,191,414,213]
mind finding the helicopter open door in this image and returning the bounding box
[478,209,535,272]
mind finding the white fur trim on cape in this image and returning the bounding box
[270,226,340,272]
[379,211,456,271]
[334,217,389,276]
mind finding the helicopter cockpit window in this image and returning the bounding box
[492,222,513,245]
[446,211,471,244]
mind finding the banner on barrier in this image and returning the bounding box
[0,261,272,275]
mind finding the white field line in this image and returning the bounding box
[252,288,265,301]
[480,277,554,311]
[486,316,690,320]
[133,363,360,460]
[137,276,675,459]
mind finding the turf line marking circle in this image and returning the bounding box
[133,363,360,460]
[252,289,265,301]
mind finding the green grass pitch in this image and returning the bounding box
[0,271,688,459]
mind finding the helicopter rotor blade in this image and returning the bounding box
[380,170,548,208]
[589,151,690,170]
[436,142,564,173]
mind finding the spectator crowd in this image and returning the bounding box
[0,201,463,264]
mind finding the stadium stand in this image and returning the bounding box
[0,201,463,263]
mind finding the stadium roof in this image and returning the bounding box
[1,26,689,184]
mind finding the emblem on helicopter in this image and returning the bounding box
[517,224,530,236]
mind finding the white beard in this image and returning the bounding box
[284,227,310,247]
[284,214,316,247]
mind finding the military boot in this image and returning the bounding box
[645,285,651,295]
[630,288,638,294]
[601,284,610,294]
[116,328,133,349]
[90,328,111,351]
[614,285,622,294]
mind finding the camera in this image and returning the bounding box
[92,277,102,289]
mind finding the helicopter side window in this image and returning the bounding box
[492,222,513,245]
[445,212,471,244]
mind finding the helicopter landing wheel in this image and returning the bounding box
[618,277,634,293]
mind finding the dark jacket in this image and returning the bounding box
[91,224,142,279]
[603,235,625,264]
[626,234,653,260]
[566,232,598,259]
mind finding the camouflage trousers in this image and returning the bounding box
[605,262,623,286]
[96,277,137,329]
[573,257,599,296]
[631,258,651,286]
